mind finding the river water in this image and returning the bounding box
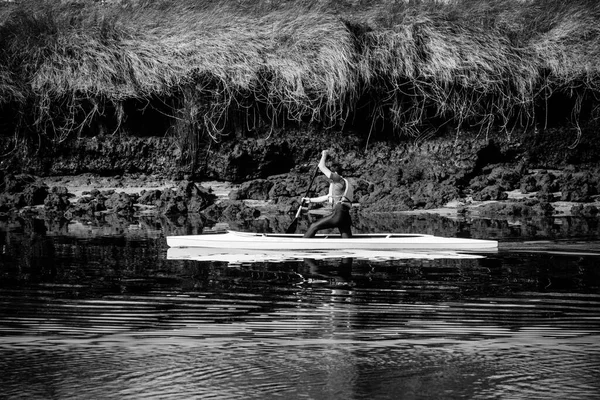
[1,213,599,399]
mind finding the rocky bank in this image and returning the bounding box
[1,126,599,229]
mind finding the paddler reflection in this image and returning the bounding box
[298,257,354,286]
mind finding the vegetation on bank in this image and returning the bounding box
[1,0,599,162]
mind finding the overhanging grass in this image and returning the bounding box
[351,4,542,136]
[0,0,358,144]
[0,0,599,152]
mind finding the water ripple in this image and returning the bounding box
[2,237,600,399]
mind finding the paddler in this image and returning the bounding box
[302,149,354,238]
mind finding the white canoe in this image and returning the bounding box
[166,230,498,251]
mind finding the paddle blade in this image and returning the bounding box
[285,217,299,234]
[286,201,306,234]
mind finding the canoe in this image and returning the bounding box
[166,230,498,250]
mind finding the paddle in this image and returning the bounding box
[285,164,320,234]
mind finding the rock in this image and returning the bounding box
[51,186,69,196]
[351,178,371,201]
[520,171,559,194]
[362,187,414,212]
[202,200,261,222]
[520,175,538,194]
[75,196,107,214]
[44,187,70,212]
[0,196,11,212]
[157,181,216,215]
[0,177,49,210]
[476,200,553,217]
[223,201,261,220]
[470,164,523,194]
[163,199,188,215]
[410,182,460,209]
[0,193,23,211]
[535,189,556,202]
[530,201,555,216]
[2,174,37,194]
[87,189,101,197]
[105,192,135,216]
[159,188,186,215]
[138,189,162,206]
[537,171,559,193]
[560,172,599,202]
[267,180,291,200]
[23,182,48,206]
[469,174,488,192]
[229,179,273,200]
[217,140,294,182]
[571,204,599,217]
[472,185,508,201]
[188,195,211,213]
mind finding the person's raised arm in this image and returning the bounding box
[303,150,332,204]
[318,149,332,179]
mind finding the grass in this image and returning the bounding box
[356,13,539,135]
[1,0,599,153]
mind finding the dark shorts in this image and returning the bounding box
[303,202,352,238]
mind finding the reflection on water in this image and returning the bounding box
[1,214,600,399]
[166,247,490,266]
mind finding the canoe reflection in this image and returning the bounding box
[166,247,489,265]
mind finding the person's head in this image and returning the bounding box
[327,149,343,173]
[329,160,343,175]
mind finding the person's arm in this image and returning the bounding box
[303,150,332,204]
[318,149,332,179]
[305,183,331,204]
[307,192,329,204]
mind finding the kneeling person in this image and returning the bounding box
[303,150,353,238]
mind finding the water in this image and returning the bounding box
[1,214,600,399]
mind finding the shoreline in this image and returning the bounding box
[1,173,598,242]
[36,173,599,220]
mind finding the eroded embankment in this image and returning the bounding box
[1,126,599,230]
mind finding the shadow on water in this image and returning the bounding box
[1,213,600,399]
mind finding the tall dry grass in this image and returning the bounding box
[0,0,599,154]
[0,0,359,147]
[349,0,598,137]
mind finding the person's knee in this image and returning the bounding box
[303,226,315,238]
[304,224,319,238]
[340,225,352,238]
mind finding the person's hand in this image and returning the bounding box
[302,197,311,204]
[321,150,329,158]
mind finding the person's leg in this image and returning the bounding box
[338,207,353,238]
[303,214,337,238]
[303,208,342,238]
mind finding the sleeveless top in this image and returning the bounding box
[330,172,353,206]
